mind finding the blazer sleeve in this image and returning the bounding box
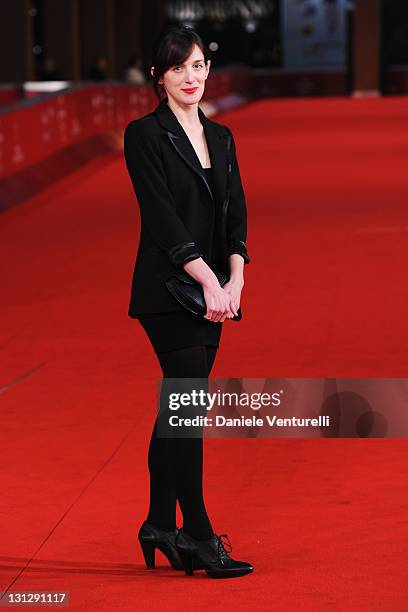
[224,126,250,264]
[124,119,203,268]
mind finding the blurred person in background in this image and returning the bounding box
[88,56,108,81]
[38,57,63,81]
[125,54,145,85]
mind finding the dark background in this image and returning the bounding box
[0,1,406,95]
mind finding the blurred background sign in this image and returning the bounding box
[281,0,349,69]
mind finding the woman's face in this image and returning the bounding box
[156,44,210,107]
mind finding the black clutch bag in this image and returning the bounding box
[165,269,242,321]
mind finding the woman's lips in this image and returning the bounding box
[181,87,198,94]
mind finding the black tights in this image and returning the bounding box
[146,345,218,540]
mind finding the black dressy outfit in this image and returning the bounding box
[136,166,223,353]
[124,97,250,318]
[124,98,252,576]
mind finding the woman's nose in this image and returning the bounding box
[184,69,195,83]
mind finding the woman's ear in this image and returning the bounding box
[151,66,163,84]
[205,60,211,78]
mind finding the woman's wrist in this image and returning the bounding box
[229,274,244,287]
[229,256,244,284]
[202,274,221,290]
[229,253,245,281]
[183,257,219,289]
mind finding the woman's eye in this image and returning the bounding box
[172,64,203,72]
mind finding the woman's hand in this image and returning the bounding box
[221,277,244,321]
[181,257,243,323]
[202,279,235,323]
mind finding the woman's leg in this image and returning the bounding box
[146,418,178,530]
[205,345,218,376]
[148,344,218,540]
[146,345,217,530]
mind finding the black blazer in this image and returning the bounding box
[124,96,250,317]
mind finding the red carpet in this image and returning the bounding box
[1,97,408,610]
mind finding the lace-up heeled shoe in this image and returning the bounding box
[175,529,254,578]
[138,520,184,570]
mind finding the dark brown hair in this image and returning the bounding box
[151,25,210,99]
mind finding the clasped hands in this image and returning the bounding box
[202,277,244,323]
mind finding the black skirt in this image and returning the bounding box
[137,309,223,354]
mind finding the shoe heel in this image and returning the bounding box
[178,548,194,576]
[139,540,155,569]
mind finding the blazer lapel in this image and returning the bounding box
[200,108,228,209]
[154,97,228,207]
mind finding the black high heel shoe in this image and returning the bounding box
[175,529,254,578]
[138,520,184,570]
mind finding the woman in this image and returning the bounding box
[124,25,253,579]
